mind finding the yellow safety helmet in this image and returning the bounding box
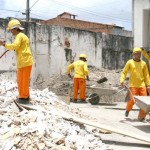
[79,54,87,61]
[133,47,141,53]
[7,19,24,30]
[79,54,87,59]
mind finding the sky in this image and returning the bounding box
[0,0,132,30]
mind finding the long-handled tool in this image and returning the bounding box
[124,84,136,102]
[0,50,9,59]
[62,77,108,85]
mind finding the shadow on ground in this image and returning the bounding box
[102,140,150,148]
[134,125,150,133]
[96,102,117,106]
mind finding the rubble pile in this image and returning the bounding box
[34,66,127,103]
[0,80,111,150]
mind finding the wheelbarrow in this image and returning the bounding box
[134,96,150,113]
[86,85,125,105]
[123,85,150,113]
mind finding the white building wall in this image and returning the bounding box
[133,0,150,47]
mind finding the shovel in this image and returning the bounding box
[63,77,108,84]
[89,77,108,84]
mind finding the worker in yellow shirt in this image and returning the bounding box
[0,19,33,104]
[67,54,89,103]
[120,47,150,121]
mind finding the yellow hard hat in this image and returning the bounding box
[7,19,24,30]
[133,47,141,53]
[79,54,87,59]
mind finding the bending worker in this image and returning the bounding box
[0,19,33,104]
[67,54,89,103]
[120,47,150,121]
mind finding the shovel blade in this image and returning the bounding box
[97,77,108,84]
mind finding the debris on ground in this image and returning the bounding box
[34,66,127,103]
[0,80,111,150]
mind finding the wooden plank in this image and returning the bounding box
[15,100,150,144]
[13,100,25,111]
[14,100,38,111]
[63,115,150,144]
[17,103,38,110]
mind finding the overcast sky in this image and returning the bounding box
[0,0,132,30]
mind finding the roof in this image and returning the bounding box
[58,12,77,17]
[39,12,132,36]
[40,17,115,34]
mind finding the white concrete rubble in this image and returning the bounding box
[0,80,111,150]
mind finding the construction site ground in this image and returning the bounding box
[34,66,150,149]
[1,67,150,149]
[70,101,150,150]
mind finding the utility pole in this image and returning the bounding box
[26,0,30,22]
[26,0,30,37]
[23,0,39,36]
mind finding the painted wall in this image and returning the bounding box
[133,0,150,72]
[0,19,133,88]
[133,0,150,48]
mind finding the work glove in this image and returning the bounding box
[121,82,127,88]
[68,74,72,79]
[147,86,150,95]
[86,76,90,81]
[0,40,5,46]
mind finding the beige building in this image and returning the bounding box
[40,12,132,37]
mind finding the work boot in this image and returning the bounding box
[78,99,87,103]
[16,98,30,104]
[125,111,129,117]
[70,99,77,103]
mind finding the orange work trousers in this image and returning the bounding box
[73,78,86,100]
[126,87,147,120]
[17,65,32,98]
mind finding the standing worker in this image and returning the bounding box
[67,54,89,103]
[120,47,150,121]
[0,19,33,104]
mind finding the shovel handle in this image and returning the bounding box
[124,85,136,103]
[0,50,9,59]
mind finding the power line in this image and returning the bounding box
[0,1,131,25]
[30,12,48,19]
[50,0,131,22]
[0,9,21,13]
[30,0,40,10]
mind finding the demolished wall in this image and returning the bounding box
[0,19,133,89]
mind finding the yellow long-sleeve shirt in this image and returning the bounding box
[5,32,33,68]
[67,60,88,78]
[120,59,150,87]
